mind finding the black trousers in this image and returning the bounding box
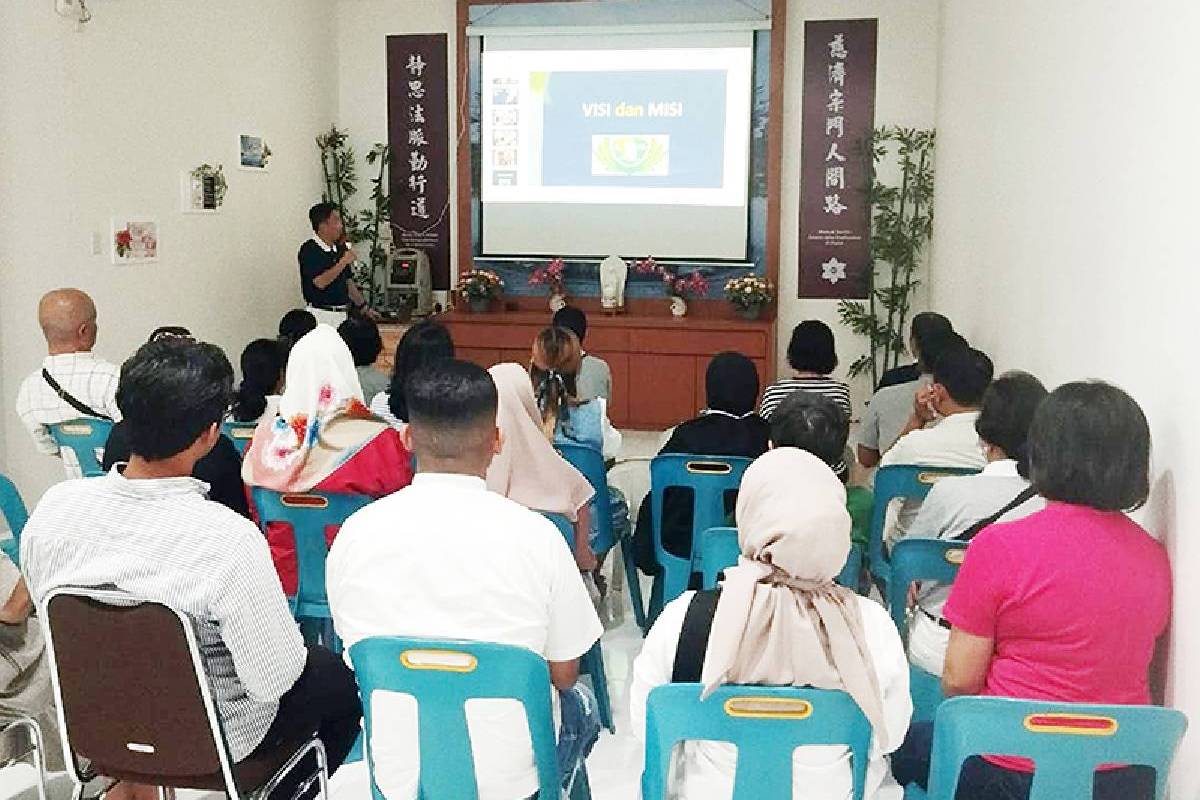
[892,721,1156,800]
[247,644,363,799]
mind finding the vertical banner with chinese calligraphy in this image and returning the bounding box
[387,34,451,289]
[798,19,877,299]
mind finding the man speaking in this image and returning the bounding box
[298,202,377,325]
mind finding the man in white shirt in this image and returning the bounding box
[328,359,603,800]
[15,289,122,478]
[879,343,994,543]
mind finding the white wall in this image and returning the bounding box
[0,1,336,502]
[931,1,1200,793]
[778,0,941,411]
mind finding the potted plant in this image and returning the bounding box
[528,257,568,311]
[635,257,709,317]
[724,274,774,320]
[457,269,504,312]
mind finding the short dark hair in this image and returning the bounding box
[309,202,339,232]
[389,321,456,422]
[769,392,849,470]
[552,306,588,344]
[787,320,837,375]
[1028,381,1151,512]
[147,325,192,343]
[917,328,965,374]
[278,309,317,343]
[116,339,233,460]
[930,343,993,406]
[910,312,953,365]
[405,359,497,459]
[338,316,383,367]
[975,371,1049,477]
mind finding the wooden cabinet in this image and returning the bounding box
[381,311,775,430]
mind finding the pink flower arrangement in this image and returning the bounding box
[528,257,567,295]
[635,255,709,299]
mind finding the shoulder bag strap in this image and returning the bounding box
[953,486,1038,543]
[671,588,723,683]
[41,368,112,422]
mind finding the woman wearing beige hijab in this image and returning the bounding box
[487,363,597,569]
[631,448,912,800]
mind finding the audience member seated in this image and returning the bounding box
[632,448,911,800]
[905,372,1048,677]
[278,308,317,354]
[487,363,597,570]
[16,288,121,478]
[327,359,603,800]
[102,327,250,518]
[632,352,769,575]
[242,325,413,595]
[338,315,388,401]
[875,312,954,391]
[858,316,957,468]
[893,381,1170,799]
[227,338,286,423]
[552,306,612,402]
[769,391,872,549]
[759,320,852,421]
[880,341,993,544]
[0,550,63,775]
[21,337,362,800]
[369,320,455,433]
[531,326,622,459]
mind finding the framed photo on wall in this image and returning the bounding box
[238,133,271,171]
[111,217,159,264]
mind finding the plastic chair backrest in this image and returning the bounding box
[643,684,871,800]
[701,526,863,593]
[556,443,614,554]
[250,488,373,618]
[0,474,29,565]
[887,538,968,641]
[650,455,752,608]
[867,465,978,589]
[348,636,562,800]
[926,696,1187,800]
[46,419,114,478]
[221,422,257,456]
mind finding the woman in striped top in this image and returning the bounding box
[759,320,852,421]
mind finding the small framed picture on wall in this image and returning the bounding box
[238,133,271,171]
[111,217,159,265]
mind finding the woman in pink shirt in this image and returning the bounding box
[893,381,1170,799]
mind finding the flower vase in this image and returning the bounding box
[669,296,688,318]
[549,293,568,312]
[736,303,763,320]
[469,297,491,313]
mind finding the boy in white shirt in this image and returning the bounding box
[328,358,603,800]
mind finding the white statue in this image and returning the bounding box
[599,254,628,310]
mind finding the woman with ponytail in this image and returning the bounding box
[229,338,285,423]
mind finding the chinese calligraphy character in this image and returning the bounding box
[408,128,428,147]
[407,80,426,100]
[408,174,428,194]
[825,142,847,162]
[823,194,847,215]
[409,151,429,172]
[827,89,845,114]
[825,166,845,190]
[409,104,426,125]
[825,116,845,138]
[411,197,429,219]
[828,62,846,87]
[821,257,848,284]
[406,54,427,77]
[828,34,848,60]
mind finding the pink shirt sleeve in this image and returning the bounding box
[942,527,1012,639]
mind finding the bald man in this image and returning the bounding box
[15,289,122,478]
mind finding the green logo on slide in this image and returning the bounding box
[591,134,669,177]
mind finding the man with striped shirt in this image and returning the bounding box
[22,338,360,800]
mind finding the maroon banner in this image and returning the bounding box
[387,34,451,289]
[798,19,877,299]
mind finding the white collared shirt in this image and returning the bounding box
[328,472,603,800]
[15,352,122,477]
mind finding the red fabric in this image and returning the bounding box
[943,502,1171,772]
[265,428,413,595]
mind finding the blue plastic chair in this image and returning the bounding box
[647,455,752,627]
[699,526,862,592]
[643,684,871,800]
[0,474,28,566]
[47,418,114,478]
[868,465,979,593]
[908,696,1188,800]
[250,488,373,651]
[348,636,591,800]
[221,421,257,456]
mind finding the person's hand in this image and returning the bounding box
[364,307,383,322]
[913,386,937,423]
[907,580,921,609]
[339,245,357,265]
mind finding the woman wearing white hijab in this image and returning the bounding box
[630,448,912,800]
